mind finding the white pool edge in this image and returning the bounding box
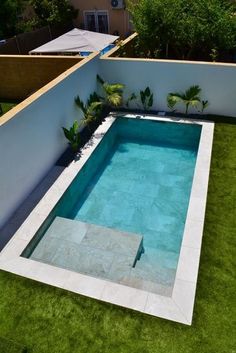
[0,113,214,325]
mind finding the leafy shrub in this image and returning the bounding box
[62,120,80,152]
[97,75,125,108]
[75,94,102,127]
[126,87,154,111]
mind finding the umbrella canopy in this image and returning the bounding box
[30,28,119,54]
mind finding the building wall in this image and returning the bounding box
[70,0,131,37]
[0,54,99,228]
[0,55,83,100]
[100,57,236,117]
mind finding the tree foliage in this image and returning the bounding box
[128,0,236,60]
[0,0,78,38]
[30,0,78,26]
[0,0,24,38]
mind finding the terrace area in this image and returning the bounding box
[0,42,235,352]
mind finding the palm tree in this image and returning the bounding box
[97,75,125,108]
[167,85,202,114]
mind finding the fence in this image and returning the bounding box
[0,55,83,100]
[0,23,73,55]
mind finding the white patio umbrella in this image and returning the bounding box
[29,28,119,54]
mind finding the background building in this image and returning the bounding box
[70,0,132,38]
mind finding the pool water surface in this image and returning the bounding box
[26,117,201,296]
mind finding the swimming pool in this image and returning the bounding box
[23,117,201,296]
[0,113,214,324]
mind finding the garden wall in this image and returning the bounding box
[0,53,99,228]
[1,51,236,229]
[100,57,236,117]
[0,55,83,100]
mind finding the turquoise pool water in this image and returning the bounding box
[25,117,201,295]
[72,139,196,253]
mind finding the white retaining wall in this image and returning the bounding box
[1,54,236,229]
[0,54,99,228]
[100,58,236,117]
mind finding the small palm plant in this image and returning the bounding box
[62,120,80,152]
[167,85,202,114]
[75,93,102,127]
[97,75,125,107]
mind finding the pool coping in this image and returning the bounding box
[0,113,214,325]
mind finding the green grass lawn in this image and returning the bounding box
[0,102,18,116]
[0,121,235,353]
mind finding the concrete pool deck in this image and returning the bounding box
[0,113,214,325]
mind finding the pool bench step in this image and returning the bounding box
[30,216,144,279]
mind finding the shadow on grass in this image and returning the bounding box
[0,336,29,353]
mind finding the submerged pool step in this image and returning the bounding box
[30,217,144,279]
[118,247,177,296]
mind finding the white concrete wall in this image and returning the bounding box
[1,54,236,228]
[0,54,99,228]
[99,58,236,117]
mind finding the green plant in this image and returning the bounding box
[167,85,202,114]
[126,87,154,111]
[127,0,236,61]
[0,0,26,38]
[87,92,101,106]
[201,100,209,113]
[167,95,176,112]
[97,75,125,107]
[30,0,78,26]
[126,93,137,108]
[209,48,219,62]
[62,120,80,152]
[140,87,153,110]
[75,94,102,127]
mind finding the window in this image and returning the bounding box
[84,11,109,34]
